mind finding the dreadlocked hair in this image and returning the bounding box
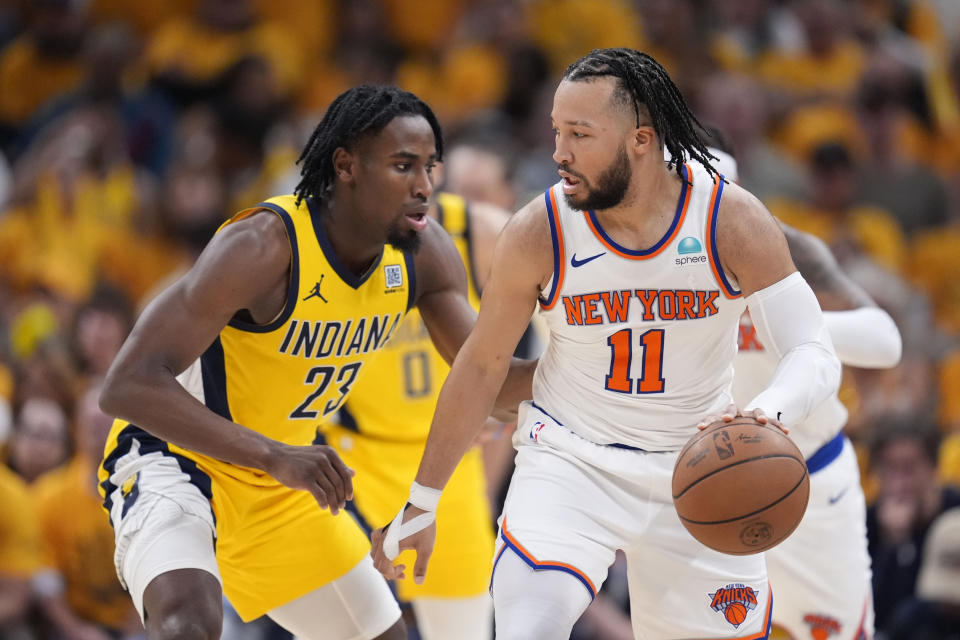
[563,48,717,180]
[294,84,444,205]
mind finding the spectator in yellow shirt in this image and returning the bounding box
[33,382,141,639]
[0,463,41,631]
[7,397,71,485]
[0,0,87,148]
[146,0,304,105]
[768,142,908,274]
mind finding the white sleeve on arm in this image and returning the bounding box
[743,272,842,428]
[823,307,902,368]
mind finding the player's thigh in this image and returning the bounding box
[412,594,492,640]
[626,504,771,639]
[492,548,593,640]
[109,458,220,623]
[766,444,873,639]
[267,555,401,640]
[497,440,627,596]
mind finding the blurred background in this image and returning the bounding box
[0,0,959,639]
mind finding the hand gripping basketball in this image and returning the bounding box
[373,482,441,584]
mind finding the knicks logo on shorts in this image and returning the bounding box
[529,421,546,443]
[803,613,842,640]
[708,583,759,628]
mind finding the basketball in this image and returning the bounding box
[672,417,810,555]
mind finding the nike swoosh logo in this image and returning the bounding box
[828,486,850,504]
[570,252,606,268]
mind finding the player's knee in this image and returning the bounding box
[148,607,221,640]
[143,574,222,640]
[371,618,406,640]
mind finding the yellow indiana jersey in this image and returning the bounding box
[336,192,481,441]
[100,193,415,489]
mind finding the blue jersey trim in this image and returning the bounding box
[806,432,844,474]
[461,202,484,299]
[200,337,232,421]
[585,163,689,257]
[404,250,417,312]
[227,202,301,333]
[707,177,741,298]
[306,197,383,289]
[100,424,214,527]
[538,189,562,306]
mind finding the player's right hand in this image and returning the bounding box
[697,404,788,434]
[371,504,436,584]
[264,443,354,514]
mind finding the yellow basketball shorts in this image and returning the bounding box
[101,423,372,622]
[321,424,496,600]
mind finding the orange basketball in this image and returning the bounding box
[725,602,748,626]
[672,417,810,555]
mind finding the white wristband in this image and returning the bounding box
[408,481,442,512]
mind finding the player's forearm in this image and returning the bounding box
[744,272,842,427]
[823,307,901,368]
[415,354,511,490]
[100,367,277,471]
[745,340,841,427]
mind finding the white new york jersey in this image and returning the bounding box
[731,312,847,458]
[532,162,746,451]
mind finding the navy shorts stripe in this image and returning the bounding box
[101,424,213,527]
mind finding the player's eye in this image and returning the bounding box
[425,163,436,174]
[395,163,410,171]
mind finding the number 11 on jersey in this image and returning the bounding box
[605,328,665,394]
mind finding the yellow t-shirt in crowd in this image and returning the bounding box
[0,465,41,579]
[34,456,135,631]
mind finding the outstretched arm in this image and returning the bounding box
[783,224,901,369]
[371,198,551,582]
[716,184,842,429]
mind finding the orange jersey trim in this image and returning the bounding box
[497,518,597,599]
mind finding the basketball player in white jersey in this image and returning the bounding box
[372,48,842,639]
[722,157,902,638]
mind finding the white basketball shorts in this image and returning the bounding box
[765,435,873,639]
[493,403,772,639]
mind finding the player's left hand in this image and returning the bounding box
[697,404,788,434]
[370,504,437,584]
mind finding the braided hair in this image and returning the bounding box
[294,85,444,205]
[563,48,717,179]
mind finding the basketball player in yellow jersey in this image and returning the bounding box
[322,190,510,640]
[96,85,533,640]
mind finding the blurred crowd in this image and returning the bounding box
[1,0,959,639]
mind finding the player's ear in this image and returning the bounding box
[632,126,656,156]
[332,147,356,184]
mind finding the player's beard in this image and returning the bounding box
[386,224,422,254]
[562,143,632,212]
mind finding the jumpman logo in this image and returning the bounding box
[303,275,329,303]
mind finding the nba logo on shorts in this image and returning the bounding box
[529,421,546,443]
[384,265,403,288]
[708,583,758,628]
